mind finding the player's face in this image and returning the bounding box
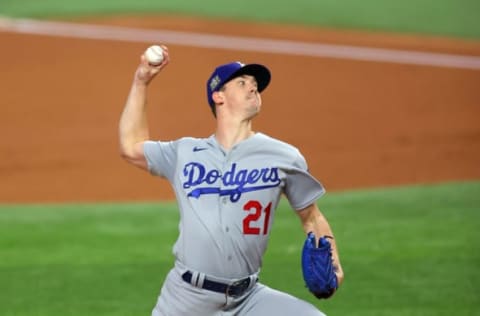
[223,75,262,118]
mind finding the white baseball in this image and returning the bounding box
[145,45,164,65]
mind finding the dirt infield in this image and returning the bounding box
[1,15,479,203]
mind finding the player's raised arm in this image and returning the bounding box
[119,45,170,170]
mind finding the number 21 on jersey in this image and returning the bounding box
[243,200,272,235]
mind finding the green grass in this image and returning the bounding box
[1,181,479,315]
[0,0,479,38]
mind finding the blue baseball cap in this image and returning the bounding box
[206,61,271,106]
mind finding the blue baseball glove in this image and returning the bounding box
[301,232,338,299]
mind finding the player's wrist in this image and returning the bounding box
[132,75,150,88]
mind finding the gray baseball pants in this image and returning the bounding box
[151,264,326,316]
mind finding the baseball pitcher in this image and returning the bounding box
[119,44,344,316]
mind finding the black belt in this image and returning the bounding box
[182,271,255,298]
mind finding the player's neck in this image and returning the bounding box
[215,120,254,150]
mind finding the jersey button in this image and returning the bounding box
[225,226,229,232]
[222,197,228,204]
[227,255,232,261]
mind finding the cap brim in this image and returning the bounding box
[227,64,271,92]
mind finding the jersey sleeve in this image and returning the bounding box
[143,140,178,180]
[283,151,325,211]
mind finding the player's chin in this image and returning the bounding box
[252,103,262,114]
[252,100,262,111]
[246,107,260,119]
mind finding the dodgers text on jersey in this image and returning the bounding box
[182,162,281,202]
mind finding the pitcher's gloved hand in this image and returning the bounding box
[301,232,338,299]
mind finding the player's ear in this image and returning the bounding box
[212,91,224,105]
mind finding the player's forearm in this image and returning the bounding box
[119,80,150,156]
[299,205,334,241]
[299,205,344,285]
[312,218,344,286]
[312,215,343,283]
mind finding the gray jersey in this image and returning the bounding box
[144,132,324,279]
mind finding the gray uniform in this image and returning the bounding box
[145,132,326,316]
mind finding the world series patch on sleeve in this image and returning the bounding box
[301,232,338,299]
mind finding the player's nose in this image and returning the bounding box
[248,80,258,92]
